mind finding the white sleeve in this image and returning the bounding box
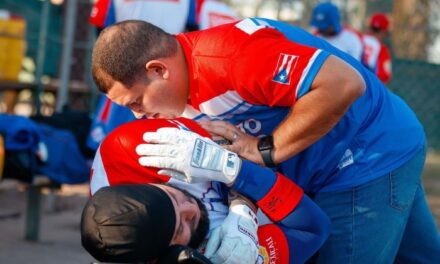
[199,0,239,30]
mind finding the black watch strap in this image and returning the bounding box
[258,135,276,167]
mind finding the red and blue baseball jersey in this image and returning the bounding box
[90,118,330,264]
[89,0,191,33]
[87,95,136,150]
[362,34,392,83]
[177,17,425,193]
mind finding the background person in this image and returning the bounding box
[197,0,238,30]
[90,18,440,263]
[85,117,331,264]
[309,2,364,62]
[362,12,392,83]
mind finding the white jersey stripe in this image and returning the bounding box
[182,104,211,121]
[285,55,295,76]
[217,101,253,119]
[199,90,250,117]
[296,50,322,98]
[90,147,110,195]
[278,54,289,74]
[235,18,266,35]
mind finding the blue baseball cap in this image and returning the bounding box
[310,2,341,33]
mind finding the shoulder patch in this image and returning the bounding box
[272,53,298,85]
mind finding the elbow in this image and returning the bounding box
[345,69,366,102]
[298,195,332,249]
[314,213,331,248]
[353,76,367,99]
[296,212,331,263]
[335,72,365,114]
[307,201,331,249]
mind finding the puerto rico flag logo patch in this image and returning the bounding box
[272,53,298,85]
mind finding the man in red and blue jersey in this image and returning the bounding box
[91,18,440,263]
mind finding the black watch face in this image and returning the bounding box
[258,136,273,151]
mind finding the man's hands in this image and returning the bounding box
[136,127,241,185]
[199,121,266,166]
[204,203,259,264]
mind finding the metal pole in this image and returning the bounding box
[56,0,78,112]
[34,0,51,116]
[87,25,98,114]
[25,186,42,241]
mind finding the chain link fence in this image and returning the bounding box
[389,59,440,152]
[0,0,95,114]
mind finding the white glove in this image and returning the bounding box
[136,127,241,184]
[204,204,259,264]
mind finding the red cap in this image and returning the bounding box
[95,118,212,187]
[369,13,390,31]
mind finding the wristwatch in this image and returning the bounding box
[257,135,276,167]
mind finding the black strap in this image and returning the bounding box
[260,147,276,167]
[157,245,212,264]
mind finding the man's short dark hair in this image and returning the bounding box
[92,20,178,93]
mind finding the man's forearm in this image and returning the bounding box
[272,55,365,164]
[273,87,350,163]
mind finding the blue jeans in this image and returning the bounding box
[313,147,440,263]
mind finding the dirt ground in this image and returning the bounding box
[0,181,92,264]
[0,155,439,264]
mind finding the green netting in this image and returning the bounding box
[388,59,440,152]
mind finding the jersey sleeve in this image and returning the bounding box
[232,160,330,263]
[376,44,392,83]
[103,0,116,27]
[230,18,330,106]
[89,0,111,28]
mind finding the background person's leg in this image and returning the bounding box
[394,185,440,263]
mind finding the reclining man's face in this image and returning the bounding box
[155,184,210,249]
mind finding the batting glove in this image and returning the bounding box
[136,127,241,185]
[204,203,259,264]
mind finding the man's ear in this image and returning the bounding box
[145,60,170,80]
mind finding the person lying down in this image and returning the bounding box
[81,117,330,263]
